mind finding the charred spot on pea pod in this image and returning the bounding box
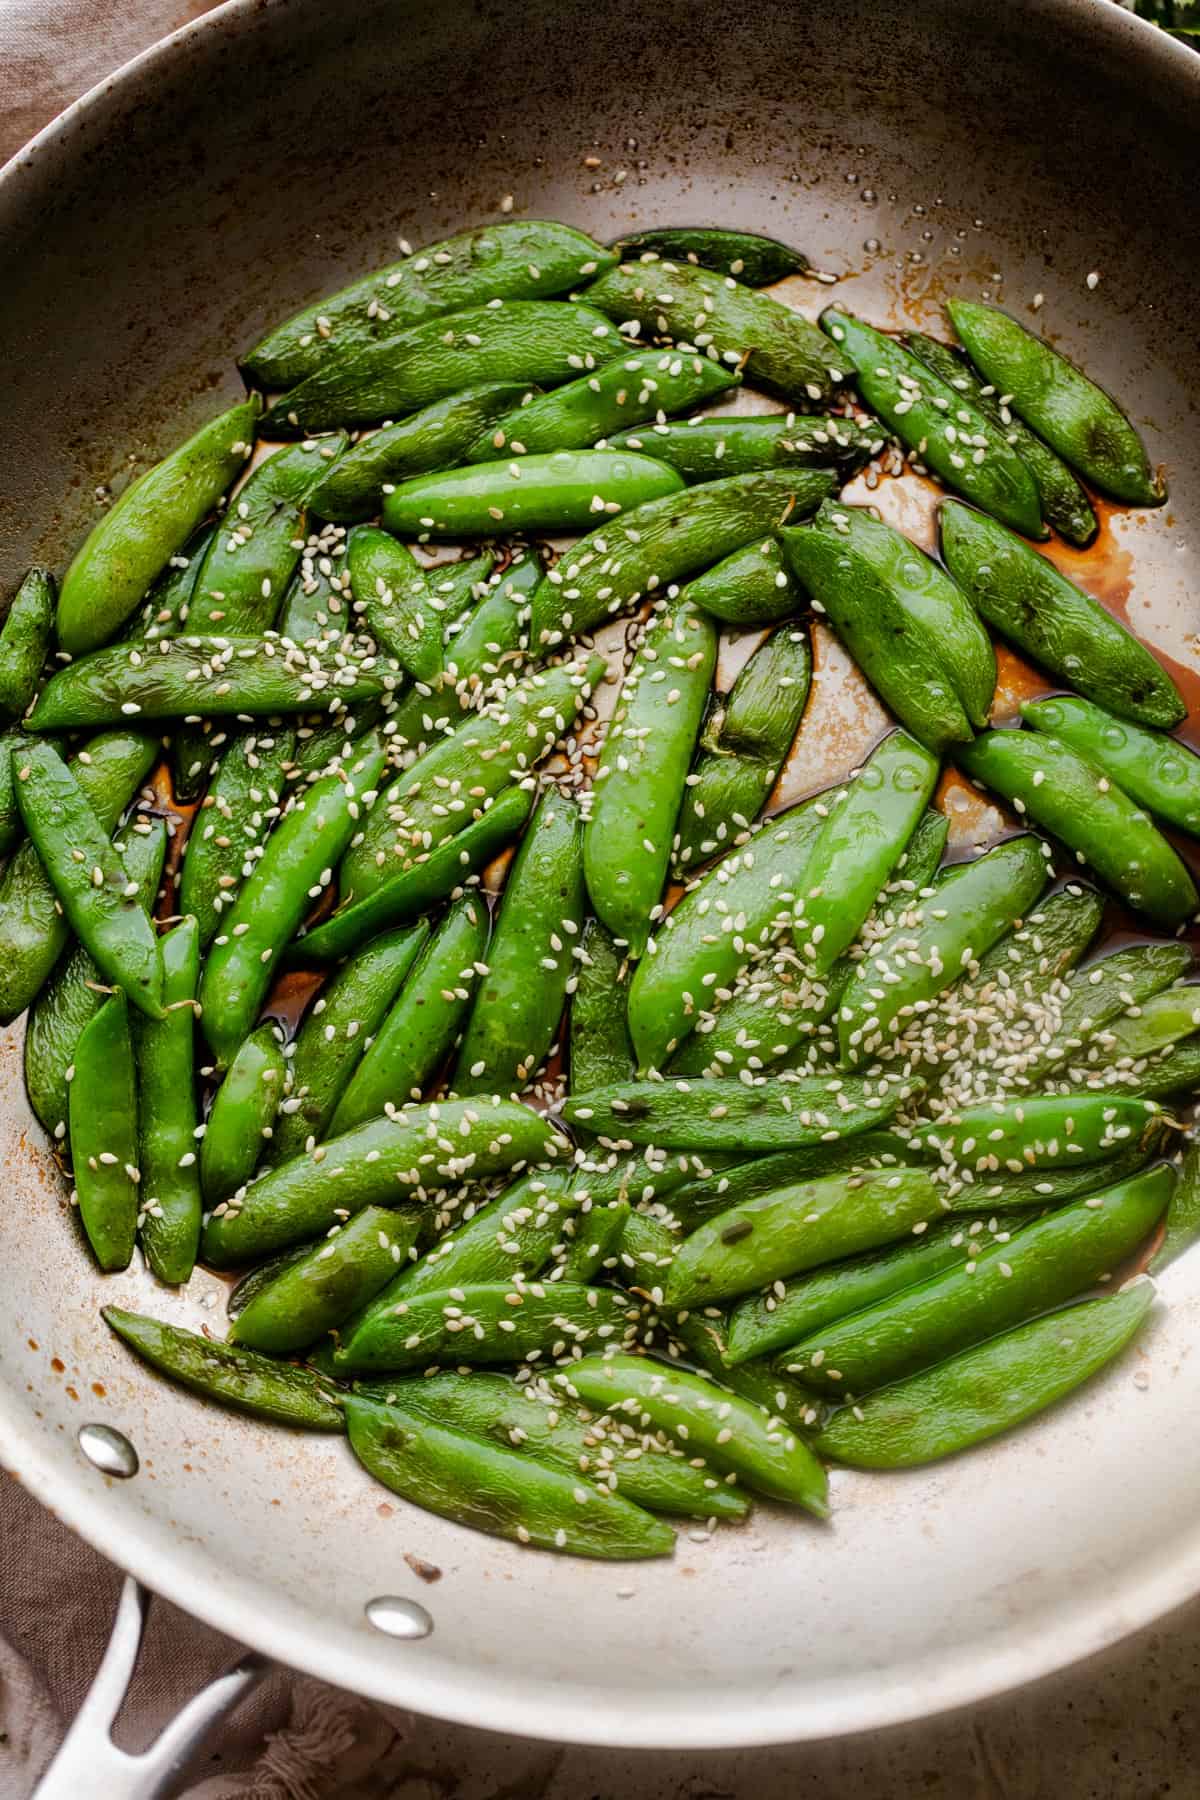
[721,1219,755,1245]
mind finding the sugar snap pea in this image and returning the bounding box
[0,569,53,720]
[584,259,840,406]
[665,1132,913,1231]
[344,1394,673,1559]
[566,1352,828,1516]
[70,993,139,1271]
[243,220,615,388]
[679,537,803,628]
[199,734,387,1067]
[275,524,354,645]
[673,624,811,874]
[57,399,259,655]
[816,1280,1154,1468]
[608,415,882,484]
[231,1206,422,1354]
[956,728,1197,927]
[907,333,1096,547]
[104,1306,345,1431]
[610,228,812,286]
[666,1305,830,1439]
[563,1070,915,1153]
[946,300,1165,506]
[911,1094,1165,1175]
[14,741,163,1018]
[1131,1038,1200,1102]
[469,350,737,460]
[570,921,634,1093]
[455,788,585,1094]
[947,1140,1162,1214]
[201,1096,565,1265]
[134,523,215,644]
[333,1278,641,1374]
[940,502,1184,728]
[1024,940,1196,1088]
[1095,987,1200,1063]
[558,1200,630,1283]
[346,526,444,682]
[0,727,55,859]
[584,602,716,954]
[1022,695,1200,839]
[266,301,625,435]
[530,468,835,650]
[383,448,683,539]
[820,309,1043,536]
[133,915,202,1285]
[1150,1142,1200,1273]
[178,727,296,947]
[200,1024,288,1203]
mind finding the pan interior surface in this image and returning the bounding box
[1,0,1199,1747]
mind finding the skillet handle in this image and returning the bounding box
[33,1576,269,1800]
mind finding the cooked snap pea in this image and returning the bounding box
[911,1094,1165,1176]
[664,1166,941,1307]
[1150,1141,1200,1273]
[585,259,840,407]
[199,734,387,1067]
[570,920,635,1093]
[566,1352,828,1516]
[26,634,386,731]
[947,1139,1162,1214]
[70,993,139,1271]
[276,526,354,644]
[130,524,215,643]
[1022,696,1200,839]
[665,1133,913,1231]
[820,309,1043,536]
[14,742,163,1018]
[0,727,56,859]
[608,415,882,484]
[837,834,1049,1065]
[133,915,202,1285]
[265,301,625,435]
[178,727,295,948]
[680,537,803,628]
[383,448,683,538]
[1024,940,1197,1088]
[816,1280,1154,1468]
[956,728,1197,927]
[344,1393,674,1559]
[673,624,811,874]
[939,502,1184,728]
[658,1296,829,1438]
[558,1200,631,1283]
[1131,1038,1200,1102]
[346,525,444,682]
[562,1070,916,1152]
[584,603,716,954]
[231,1206,422,1354]
[946,299,1165,506]
[333,1279,641,1374]
[454,788,585,1095]
[781,501,995,749]
[790,1168,1170,1396]
[200,1024,289,1203]
[469,350,738,460]
[0,569,53,720]
[243,220,615,388]
[610,227,812,286]
[56,399,259,655]
[530,468,835,650]
[309,385,534,522]
[103,1306,345,1431]
[201,1096,566,1265]
[1094,987,1200,1064]
[908,332,1097,547]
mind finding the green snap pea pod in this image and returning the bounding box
[1025,941,1197,1088]
[956,729,1197,927]
[297,788,531,964]
[0,727,60,859]
[837,834,1049,1065]
[656,1293,829,1438]
[132,915,202,1284]
[266,302,625,435]
[673,625,811,875]
[911,1094,1165,1176]
[530,468,835,650]
[333,1280,641,1374]
[0,569,53,720]
[27,635,385,731]
[628,798,824,1072]
[368,1368,746,1520]
[0,731,157,1025]
[289,704,386,786]
[1093,987,1200,1064]
[231,1206,422,1354]
[227,1245,309,1319]
[202,1096,566,1265]
[178,728,296,948]
[907,333,1096,547]
[820,308,1043,536]
[665,1132,914,1231]
[69,993,139,1270]
[200,1025,289,1203]
[679,537,803,628]
[788,1167,1170,1395]
[330,900,489,1133]
[664,1167,941,1308]
[103,1306,345,1431]
[454,789,585,1095]
[338,653,604,900]
[584,259,840,407]
[14,742,163,1018]
[563,1071,917,1153]
[186,437,347,635]
[168,723,220,807]
[570,921,634,1093]
[557,1200,631,1284]
[1022,696,1200,838]
[610,228,812,286]
[273,925,429,1160]
[345,1393,673,1559]
[243,220,615,388]
[199,735,387,1067]
[584,604,717,954]
[309,386,533,522]
[276,528,354,643]
[566,1352,828,1516]
[26,816,166,1142]
[468,352,737,461]
[781,502,995,749]
[610,414,882,485]
[946,299,1165,506]
[384,449,683,538]
[346,526,443,682]
[1132,1038,1200,1103]
[1150,1142,1200,1273]
[816,1280,1154,1468]
[939,502,1184,728]
[948,1139,1161,1213]
[135,524,217,643]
